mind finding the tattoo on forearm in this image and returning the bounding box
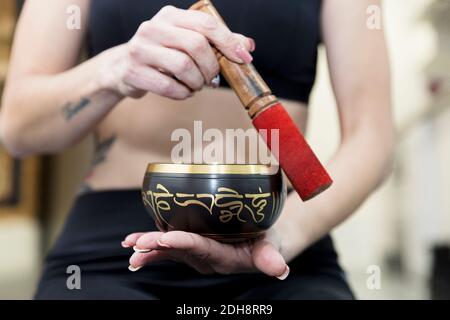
[92,134,117,167]
[62,98,90,121]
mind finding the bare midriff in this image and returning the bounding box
[84,87,308,191]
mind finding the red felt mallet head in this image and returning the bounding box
[190,0,333,201]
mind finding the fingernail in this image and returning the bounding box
[235,45,253,64]
[210,75,221,88]
[128,265,142,272]
[121,241,130,248]
[157,239,172,249]
[133,246,151,253]
[276,265,290,280]
[249,38,256,52]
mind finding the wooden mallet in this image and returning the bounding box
[190,0,332,201]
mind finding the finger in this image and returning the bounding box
[122,232,146,248]
[128,250,169,271]
[129,42,204,91]
[157,231,227,263]
[129,244,214,275]
[233,33,255,52]
[157,231,255,275]
[252,240,290,280]
[155,27,220,84]
[122,62,192,100]
[136,23,219,83]
[162,7,253,63]
[135,231,165,250]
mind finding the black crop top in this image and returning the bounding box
[87,0,322,103]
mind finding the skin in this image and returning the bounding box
[0,0,394,280]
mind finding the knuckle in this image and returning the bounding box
[158,79,175,96]
[127,40,142,60]
[186,233,199,249]
[137,21,150,33]
[158,5,177,17]
[201,15,218,31]
[175,56,194,74]
[189,35,208,54]
[137,20,158,36]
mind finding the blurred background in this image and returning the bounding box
[1,0,449,299]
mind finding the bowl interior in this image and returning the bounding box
[145,163,280,175]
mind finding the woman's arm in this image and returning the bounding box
[122,0,394,279]
[0,0,253,157]
[276,0,394,261]
[0,0,107,156]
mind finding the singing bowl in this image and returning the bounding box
[141,163,287,243]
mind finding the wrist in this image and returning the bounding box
[93,44,129,98]
[275,193,321,262]
[277,221,311,262]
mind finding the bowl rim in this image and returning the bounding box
[146,163,280,175]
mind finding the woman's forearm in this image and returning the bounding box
[1,5,255,158]
[0,45,127,157]
[276,124,394,262]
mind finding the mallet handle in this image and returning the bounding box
[190,0,278,119]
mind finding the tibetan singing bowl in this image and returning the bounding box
[142,163,287,243]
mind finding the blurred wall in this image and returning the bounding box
[307,0,446,299]
[43,138,93,247]
[0,137,92,299]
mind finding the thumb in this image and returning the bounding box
[252,240,290,280]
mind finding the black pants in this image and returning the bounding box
[35,190,355,300]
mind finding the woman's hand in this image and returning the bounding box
[122,227,290,280]
[99,5,255,100]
